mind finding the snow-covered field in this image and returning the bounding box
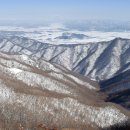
[0,25,130,45]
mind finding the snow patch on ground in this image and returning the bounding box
[9,68,23,74]
[67,74,96,90]
[21,55,29,61]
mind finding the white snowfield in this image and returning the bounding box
[0,25,130,45]
[9,68,23,74]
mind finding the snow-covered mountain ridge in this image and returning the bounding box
[0,52,129,130]
[0,36,130,81]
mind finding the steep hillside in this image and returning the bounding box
[0,36,130,80]
[100,69,130,110]
[0,52,129,130]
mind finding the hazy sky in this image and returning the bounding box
[0,0,130,24]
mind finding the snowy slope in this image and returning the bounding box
[0,36,130,80]
[0,52,129,129]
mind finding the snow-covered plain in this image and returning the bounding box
[0,25,130,45]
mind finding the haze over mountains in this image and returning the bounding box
[0,24,130,44]
[0,25,130,129]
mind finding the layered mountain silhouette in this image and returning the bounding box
[0,52,129,130]
[0,35,130,129]
[0,36,130,80]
